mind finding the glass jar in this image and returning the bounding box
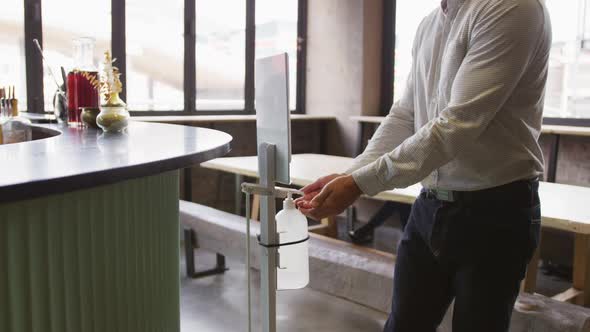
[67,37,100,126]
[0,111,32,145]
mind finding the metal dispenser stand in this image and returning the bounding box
[242,53,292,332]
[257,143,279,332]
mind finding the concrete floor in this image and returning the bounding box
[181,250,388,332]
[181,218,572,332]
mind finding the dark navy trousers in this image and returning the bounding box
[384,180,541,332]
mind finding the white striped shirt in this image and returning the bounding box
[348,0,552,196]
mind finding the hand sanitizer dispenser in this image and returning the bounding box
[276,192,309,290]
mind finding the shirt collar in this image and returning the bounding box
[442,0,465,17]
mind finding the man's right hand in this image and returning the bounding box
[295,173,342,209]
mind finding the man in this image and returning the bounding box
[295,0,551,331]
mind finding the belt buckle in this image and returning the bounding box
[435,189,455,202]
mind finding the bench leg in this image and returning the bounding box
[522,231,542,293]
[308,217,338,238]
[552,233,590,305]
[184,228,228,279]
[235,174,243,215]
[573,234,590,306]
[251,194,260,221]
[324,216,338,238]
[522,246,540,293]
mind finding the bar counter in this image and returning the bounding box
[0,122,232,332]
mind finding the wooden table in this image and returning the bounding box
[350,116,590,183]
[202,153,590,306]
[133,114,336,202]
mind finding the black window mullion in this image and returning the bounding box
[185,0,196,113]
[380,0,396,116]
[24,0,44,113]
[245,0,256,114]
[295,0,308,114]
[112,0,126,102]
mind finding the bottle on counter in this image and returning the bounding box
[0,86,32,145]
[67,37,99,126]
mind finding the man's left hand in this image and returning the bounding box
[297,174,362,220]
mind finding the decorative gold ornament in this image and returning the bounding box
[99,51,124,106]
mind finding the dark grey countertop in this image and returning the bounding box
[0,122,232,204]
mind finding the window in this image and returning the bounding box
[0,1,27,109]
[11,0,305,114]
[42,0,111,111]
[195,0,246,111]
[126,0,184,111]
[545,0,590,118]
[256,0,299,110]
[393,0,590,120]
[393,0,439,102]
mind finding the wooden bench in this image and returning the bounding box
[180,200,590,331]
[202,153,590,307]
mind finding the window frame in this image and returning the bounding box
[384,0,590,127]
[23,0,307,115]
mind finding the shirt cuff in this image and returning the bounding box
[351,164,385,197]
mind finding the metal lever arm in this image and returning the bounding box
[241,183,303,198]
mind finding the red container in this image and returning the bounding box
[67,70,99,125]
[67,37,99,126]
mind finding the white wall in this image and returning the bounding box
[306,0,383,157]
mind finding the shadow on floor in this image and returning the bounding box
[181,250,388,332]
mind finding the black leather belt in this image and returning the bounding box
[423,177,539,203]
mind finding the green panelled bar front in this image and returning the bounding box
[0,171,180,332]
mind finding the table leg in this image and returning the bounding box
[319,120,327,154]
[309,217,338,238]
[573,234,590,306]
[547,134,561,183]
[356,123,366,157]
[522,254,540,294]
[323,216,338,238]
[235,174,244,215]
[183,167,193,202]
[251,194,260,221]
[522,236,541,293]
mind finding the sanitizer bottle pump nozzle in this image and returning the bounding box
[275,192,310,290]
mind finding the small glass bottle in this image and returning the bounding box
[0,96,32,145]
[67,37,100,126]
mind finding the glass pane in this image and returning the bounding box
[394,1,439,102]
[0,1,27,110]
[544,0,590,118]
[196,0,246,110]
[256,0,298,110]
[127,0,184,111]
[42,0,111,111]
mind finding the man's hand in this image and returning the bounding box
[295,173,342,207]
[296,174,362,220]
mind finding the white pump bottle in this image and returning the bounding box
[275,192,309,290]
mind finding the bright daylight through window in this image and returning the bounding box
[0,0,301,113]
[126,0,184,111]
[41,0,111,112]
[256,0,298,110]
[0,0,27,110]
[395,0,590,119]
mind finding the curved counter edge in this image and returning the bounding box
[0,122,232,204]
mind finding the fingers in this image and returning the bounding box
[301,174,340,194]
[301,179,324,194]
[310,186,332,208]
[298,207,318,221]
